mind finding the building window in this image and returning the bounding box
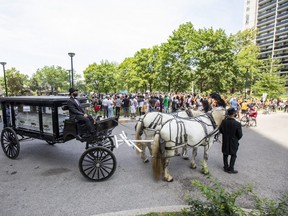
[246,14,250,24]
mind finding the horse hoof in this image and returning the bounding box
[143,158,149,163]
[190,165,197,169]
[183,156,189,160]
[175,153,181,156]
[164,177,173,182]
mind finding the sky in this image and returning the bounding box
[0,0,244,77]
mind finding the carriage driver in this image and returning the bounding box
[67,87,96,138]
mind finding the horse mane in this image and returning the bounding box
[210,92,226,108]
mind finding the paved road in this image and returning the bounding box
[0,112,287,216]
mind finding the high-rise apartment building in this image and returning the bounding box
[243,0,288,82]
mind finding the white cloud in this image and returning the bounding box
[0,0,244,77]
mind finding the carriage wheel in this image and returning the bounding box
[46,140,56,145]
[1,128,20,159]
[240,116,248,127]
[79,146,117,181]
[249,119,256,127]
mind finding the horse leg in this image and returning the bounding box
[140,132,153,163]
[162,157,173,182]
[174,148,181,156]
[147,142,153,156]
[140,144,149,163]
[201,145,209,175]
[190,147,197,169]
[182,145,188,160]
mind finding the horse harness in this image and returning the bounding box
[136,113,164,136]
[163,112,219,151]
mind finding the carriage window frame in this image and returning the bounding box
[14,104,40,132]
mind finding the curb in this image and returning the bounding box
[118,118,138,124]
[91,205,189,216]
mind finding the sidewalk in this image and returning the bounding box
[92,205,189,216]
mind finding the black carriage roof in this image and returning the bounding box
[0,96,87,105]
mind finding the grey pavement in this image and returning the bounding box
[0,111,287,216]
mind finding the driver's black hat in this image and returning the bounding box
[69,87,78,95]
[227,107,237,115]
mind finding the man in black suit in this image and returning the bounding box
[219,107,243,174]
[67,87,95,137]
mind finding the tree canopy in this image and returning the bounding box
[0,22,286,98]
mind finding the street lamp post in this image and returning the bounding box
[95,80,99,97]
[0,62,8,96]
[68,52,75,87]
[245,76,248,99]
[67,69,72,88]
[244,68,249,99]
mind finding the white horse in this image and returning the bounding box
[135,109,203,163]
[152,108,226,182]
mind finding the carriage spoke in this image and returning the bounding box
[82,159,95,165]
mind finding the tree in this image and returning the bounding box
[158,22,197,92]
[232,29,262,95]
[83,60,118,94]
[30,66,69,95]
[117,57,138,93]
[253,58,286,98]
[0,67,29,96]
[192,28,235,93]
[133,46,160,93]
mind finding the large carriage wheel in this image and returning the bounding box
[1,128,20,159]
[93,136,114,151]
[79,146,117,181]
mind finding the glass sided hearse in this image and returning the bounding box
[0,96,118,181]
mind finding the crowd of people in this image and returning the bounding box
[88,92,288,119]
[90,93,210,119]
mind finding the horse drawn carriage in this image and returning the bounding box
[0,96,118,181]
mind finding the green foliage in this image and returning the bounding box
[83,60,118,94]
[251,192,288,215]
[157,22,196,92]
[132,46,160,92]
[1,67,30,96]
[30,65,69,95]
[186,176,250,216]
[193,28,235,93]
[231,29,263,95]
[183,175,288,216]
[252,58,286,98]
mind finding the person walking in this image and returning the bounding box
[107,95,114,118]
[102,96,108,118]
[122,95,130,118]
[130,96,138,119]
[115,95,122,118]
[163,95,169,113]
[219,107,243,174]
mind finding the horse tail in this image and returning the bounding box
[152,131,162,181]
[135,121,143,155]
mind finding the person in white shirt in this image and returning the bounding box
[130,97,138,119]
[107,96,114,117]
[102,96,108,118]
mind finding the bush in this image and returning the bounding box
[183,175,288,216]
